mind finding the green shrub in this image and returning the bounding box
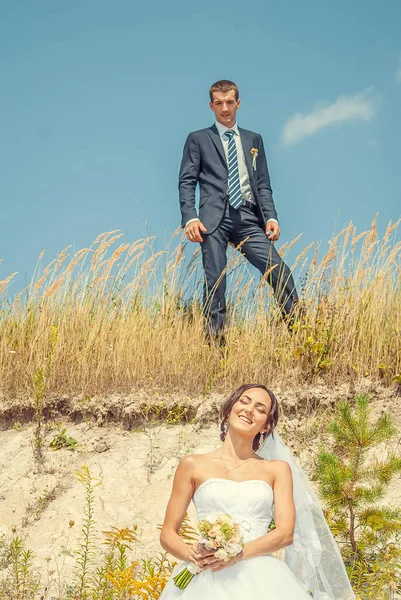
[315,395,401,599]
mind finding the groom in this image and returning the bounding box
[179,79,299,338]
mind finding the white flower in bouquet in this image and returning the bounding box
[223,542,243,556]
[231,531,242,544]
[214,548,230,561]
[203,537,220,549]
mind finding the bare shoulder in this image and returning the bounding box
[177,452,214,471]
[177,453,200,470]
[173,454,204,488]
[271,460,292,474]
[263,459,292,480]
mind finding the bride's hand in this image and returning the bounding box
[203,550,244,572]
[186,543,216,568]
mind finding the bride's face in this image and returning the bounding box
[228,387,271,438]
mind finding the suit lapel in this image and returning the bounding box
[208,125,227,167]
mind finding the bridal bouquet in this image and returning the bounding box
[173,512,244,589]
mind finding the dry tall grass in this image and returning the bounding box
[0,217,400,398]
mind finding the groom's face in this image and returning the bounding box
[210,90,240,128]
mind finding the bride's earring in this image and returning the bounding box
[259,431,266,449]
[223,420,229,435]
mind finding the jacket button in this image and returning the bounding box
[221,195,225,199]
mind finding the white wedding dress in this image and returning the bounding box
[159,477,313,599]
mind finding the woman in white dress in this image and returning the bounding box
[159,384,355,600]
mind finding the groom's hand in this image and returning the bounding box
[185,220,207,243]
[266,220,280,242]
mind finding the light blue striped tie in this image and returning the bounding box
[225,130,243,209]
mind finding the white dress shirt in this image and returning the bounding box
[185,122,278,228]
[215,120,255,205]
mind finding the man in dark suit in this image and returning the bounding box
[179,79,298,339]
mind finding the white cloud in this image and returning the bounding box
[281,88,377,146]
[396,58,401,83]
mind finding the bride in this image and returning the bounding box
[159,383,355,600]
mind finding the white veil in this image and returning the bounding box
[259,432,355,600]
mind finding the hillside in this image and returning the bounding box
[0,381,400,598]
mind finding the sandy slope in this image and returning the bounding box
[0,382,400,594]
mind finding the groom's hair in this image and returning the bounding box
[209,79,239,102]
[219,384,279,451]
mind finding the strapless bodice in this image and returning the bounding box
[193,477,274,543]
[160,477,316,600]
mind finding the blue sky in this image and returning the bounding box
[1,0,400,292]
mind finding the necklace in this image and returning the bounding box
[218,452,253,474]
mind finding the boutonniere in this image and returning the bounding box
[250,148,258,171]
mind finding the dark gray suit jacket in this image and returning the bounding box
[179,124,278,234]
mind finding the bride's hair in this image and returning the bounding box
[219,384,279,450]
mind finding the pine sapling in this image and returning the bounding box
[315,395,401,598]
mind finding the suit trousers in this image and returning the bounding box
[200,202,298,335]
